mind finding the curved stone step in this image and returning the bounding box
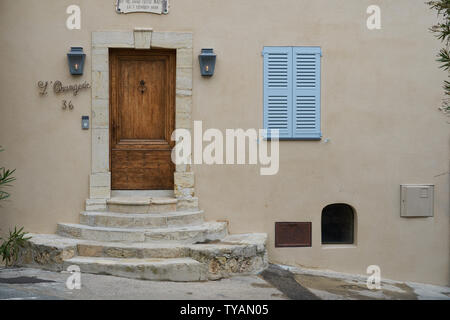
[107,197,177,214]
[74,234,268,279]
[63,256,207,282]
[57,221,228,243]
[111,190,174,198]
[79,210,205,228]
[144,222,227,243]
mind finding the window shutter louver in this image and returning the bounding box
[263,47,293,138]
[293,47,321,139]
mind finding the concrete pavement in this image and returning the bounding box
[1,265,449,300]
[0,267,289,300]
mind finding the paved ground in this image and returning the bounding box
[280,265,450,300]
[0,265,449,300]
[0,267,289,300]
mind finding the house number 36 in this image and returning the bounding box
[62,100,74,110]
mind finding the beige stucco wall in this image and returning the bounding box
[0,0,448,285]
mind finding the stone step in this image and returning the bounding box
[18,233,268,280]
[107,197,177,214]
[63,256,207,282]
[57,221,228,243]
[76,234,266,259]
[79,210,205,228]
[111,190,174,198]
[144,222,227,243]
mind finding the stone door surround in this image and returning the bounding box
[87,29,195,211]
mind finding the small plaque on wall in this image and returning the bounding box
[275,222,312,247]
[116,0,169,15]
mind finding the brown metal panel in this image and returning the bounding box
[275,222,312,247]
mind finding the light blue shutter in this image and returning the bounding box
[293,47,321,139]
[263,47,293,138]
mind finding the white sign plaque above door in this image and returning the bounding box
[116,0,169,15]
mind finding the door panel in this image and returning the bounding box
[110,49,175,190]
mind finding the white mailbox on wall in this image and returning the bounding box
[400,184,434,217]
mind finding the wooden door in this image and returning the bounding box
[110,49,175,190]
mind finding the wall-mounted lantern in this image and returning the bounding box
[198,48,216,77]
[67,47,86,76]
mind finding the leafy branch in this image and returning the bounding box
[427,0,450,112]
[0,146,16,201]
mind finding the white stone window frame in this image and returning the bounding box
[86,29,195,211]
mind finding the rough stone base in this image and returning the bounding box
[17,239,77,271]
[17,233,268,281]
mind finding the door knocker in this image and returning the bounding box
[138,80,147,94]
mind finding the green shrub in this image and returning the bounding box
[0,227,31,267]
[0,146,16,201]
